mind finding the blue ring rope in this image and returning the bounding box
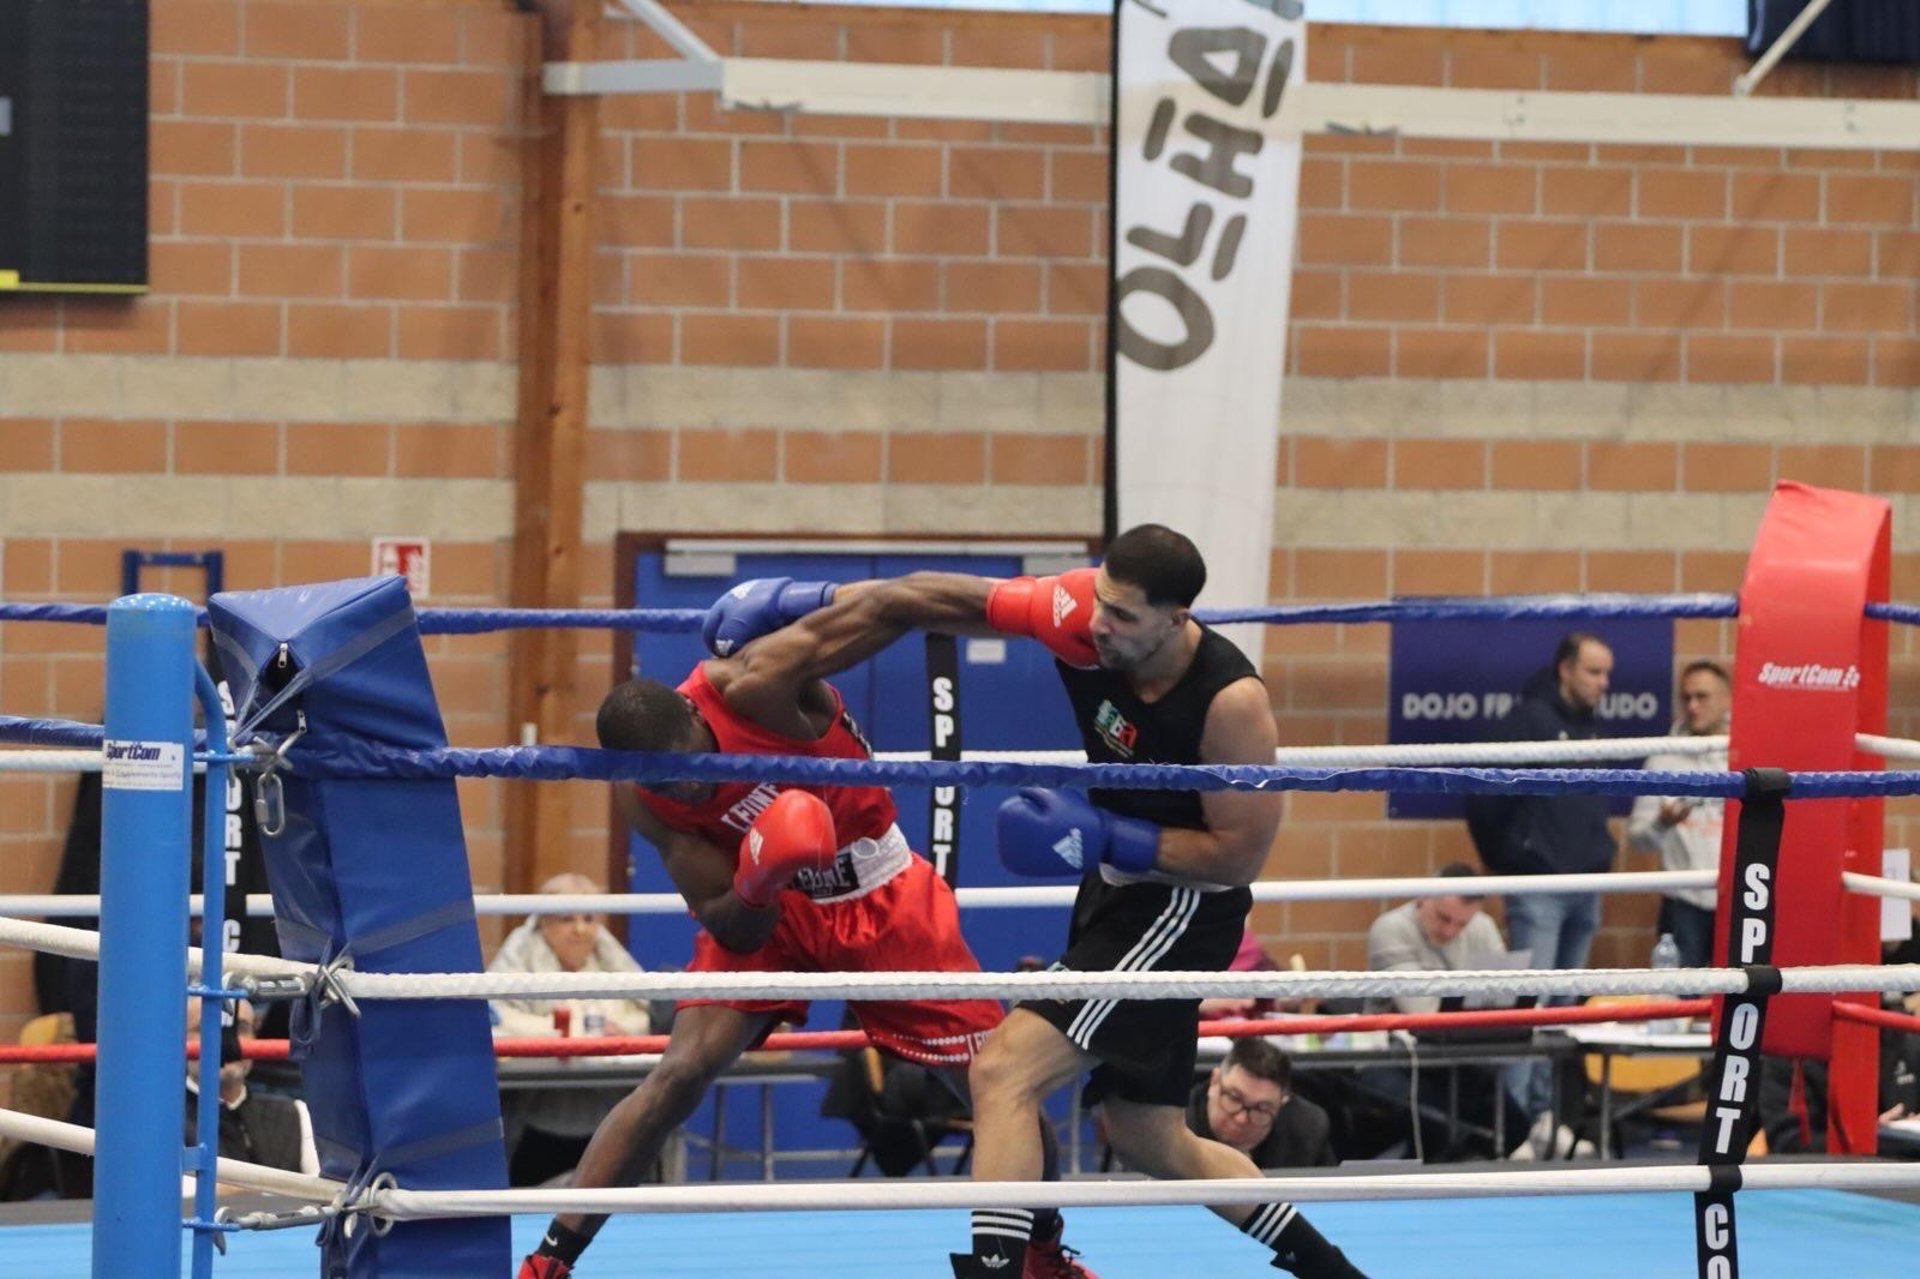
[15,714,1919,799]
[282,734,1920,801]
[4,593,1917,631]
[0,715,244,761]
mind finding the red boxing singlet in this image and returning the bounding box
[634,666,900,900]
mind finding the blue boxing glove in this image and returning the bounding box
[996,788,1159,878]
[702,578,838,656]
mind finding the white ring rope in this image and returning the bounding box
[1855,732,1920,763]
[1845,871,1920,902]
[366,1161,1920,1221]
[315,962,1920,1004]
[0,871,1721,919]
[0,750,104,774]
[0,915,303,982]
[0,1107,343,1203]
[1,913,1914,1003]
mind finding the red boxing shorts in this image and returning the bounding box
[680,854,1002,1065]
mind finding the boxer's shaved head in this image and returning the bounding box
[1104,523,1206,608]
[597,678,699,754]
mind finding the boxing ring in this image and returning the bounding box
[2,483,1920,1278]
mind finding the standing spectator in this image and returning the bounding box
[1627,660,1731,970]
[1466,632,1616,974]
[1465,632,1617,1124]
[489,873,654,1187]
[1186,1038,1336,1170]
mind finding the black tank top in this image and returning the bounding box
[1056,625,1259,832]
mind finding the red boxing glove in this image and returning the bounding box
[734,790,837,909]
[986,567,1099,668]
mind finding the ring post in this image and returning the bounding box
[95,594,196,1279]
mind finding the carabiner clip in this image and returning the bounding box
[251,711,307,838]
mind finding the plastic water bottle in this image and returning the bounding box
[1650,933,1683,1034]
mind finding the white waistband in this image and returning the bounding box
[799,823,912,904]
[1099,864,1235,893]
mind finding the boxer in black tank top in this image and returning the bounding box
[1033,627,1260,1108]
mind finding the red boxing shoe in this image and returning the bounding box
[517,1255,572,1279]
[1023,1215,1099,1279]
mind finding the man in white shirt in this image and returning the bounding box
[1627,661,1731,970]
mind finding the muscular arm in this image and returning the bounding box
[1151,677,1282,887]
[722,572,995,722]
[612,786,778,955]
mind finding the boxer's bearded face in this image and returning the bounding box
[1089,571,1184,671]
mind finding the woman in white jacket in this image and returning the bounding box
[489,873,655,1186]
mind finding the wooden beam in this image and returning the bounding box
[505,0,599,896]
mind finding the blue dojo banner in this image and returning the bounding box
[1387,616,1674,820]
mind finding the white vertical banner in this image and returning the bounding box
[1110,0,1304,661]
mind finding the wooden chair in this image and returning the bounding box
[1582,996,1707,1151]
[0,1013,77,1200]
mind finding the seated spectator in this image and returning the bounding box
[182,998,319,1188]
[1361,866,1546,1161]
[488,873,654,1186]
[1364,865,1507,1015]
[1187,1038,1335,1169]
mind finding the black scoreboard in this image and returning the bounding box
[0,1,148,294]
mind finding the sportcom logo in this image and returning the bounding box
[1051,583,1077,628]
[1756,661,1861,692]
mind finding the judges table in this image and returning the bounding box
[496,1051,845,1181]
[496,1026,1710,1178]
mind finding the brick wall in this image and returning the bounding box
[1,4,1917,1058]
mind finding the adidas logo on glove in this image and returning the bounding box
[1051,582,1078,628]
[1051,829,1084,870]
[747,828,764,865]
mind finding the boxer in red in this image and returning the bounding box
[518,592,1088,1278]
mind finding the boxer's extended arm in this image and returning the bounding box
[612,786,778,954]
[1151,677,1281,886]
[721,573,994,721]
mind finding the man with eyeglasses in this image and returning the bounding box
[1187,1038,1334,1169]
[1627,660,1731,970]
